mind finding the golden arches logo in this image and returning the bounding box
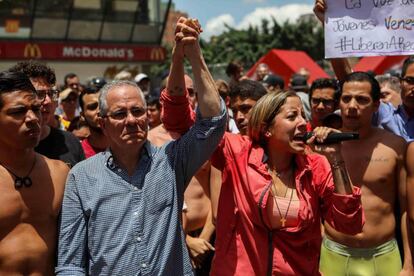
[24,43,42,58]
[150,48,165,61]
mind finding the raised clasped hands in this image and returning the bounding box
[173,17,203,61]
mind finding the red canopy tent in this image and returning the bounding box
[353,56,407,74]
[246,49,329,86]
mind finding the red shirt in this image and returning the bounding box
[306,121,313,132]
[211,133,364,276]
[160,88,196,135]
[81,138,103,159]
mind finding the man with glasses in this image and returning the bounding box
[373,56,414,142]
[9,61,85,167]
[0,70,69,276]
[308,78,340,130]
[56,17,226,275]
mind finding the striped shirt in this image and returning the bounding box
[56,104,226,276]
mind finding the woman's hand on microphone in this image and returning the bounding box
[306,127,344,163]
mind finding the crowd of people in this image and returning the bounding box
[1,0,414,275]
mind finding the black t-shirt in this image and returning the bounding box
[35,127,85,168]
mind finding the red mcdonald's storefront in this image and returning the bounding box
[0,41,167,84]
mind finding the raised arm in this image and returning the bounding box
[166,18,226,189]
[166,17,196,96]
[178,19,221,118]
[160,18,198,134]
[314,0,352,81]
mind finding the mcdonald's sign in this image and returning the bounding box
[0,42,166,61]
[5,20,19,33]
[24,43,42,58]
[150,48,165,61]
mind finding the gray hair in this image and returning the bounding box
[98,80,146,117]
[375,75,401,94]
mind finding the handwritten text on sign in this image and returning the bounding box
[325,0,414,58]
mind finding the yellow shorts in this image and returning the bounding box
[319,237,401,276]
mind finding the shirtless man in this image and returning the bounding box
[407,143,414,262]
[0,71,69,275]
[319,72,412,275]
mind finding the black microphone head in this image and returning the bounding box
[298,132,359,144]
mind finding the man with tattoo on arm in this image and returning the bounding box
[148,18,216,273]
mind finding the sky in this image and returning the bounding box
[173,0,315,40]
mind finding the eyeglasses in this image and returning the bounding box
[311,98,335,106]
[36,89,60,102]
[401,76,414,85]
[102,107,146,121]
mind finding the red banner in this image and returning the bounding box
[0,41,166,62]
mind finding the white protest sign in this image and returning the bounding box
[325,0,414,58]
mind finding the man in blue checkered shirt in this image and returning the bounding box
[56,17,226,276]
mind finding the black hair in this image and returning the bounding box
[264,74,285,90]
[146,97,161,110]
[64,73,78,85]
[401,56,414,78]
[340,71,381,102]
[226,61,243,77]
[79,86,99,112]
[9,60,56,86]
[229,79,267,101]
[68,116,89,132]
[0,70,36,109]
[309,78,340,103]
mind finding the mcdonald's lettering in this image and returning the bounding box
[150,48,165,61]
[24,44,42,58]
[5,20,19,33]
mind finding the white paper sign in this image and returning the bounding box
[325,0,414,58]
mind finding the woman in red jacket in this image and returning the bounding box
[211,90,364,275]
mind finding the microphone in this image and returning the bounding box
[299,132,359,145]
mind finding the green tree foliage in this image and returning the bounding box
[203,17,324,69]
[151,17,324,78]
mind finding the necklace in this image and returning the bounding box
[273,188,294,227]
[268,166,291,197]
[268,167,295,227]
[0,155,37,189]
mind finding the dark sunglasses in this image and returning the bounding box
[36,89,59,102]
[311,98,335,106]
[401,76,414,85]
